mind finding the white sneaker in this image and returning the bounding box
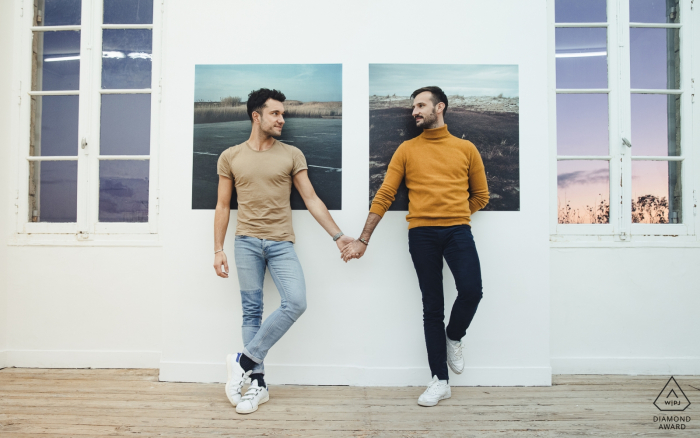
[225,353,251,407]
[417,376,451,407]
[235,379,269,414]
[446,337,464,374]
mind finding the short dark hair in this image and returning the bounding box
[411,86,448,115]
[246,88,286,121]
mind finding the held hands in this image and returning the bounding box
[336,234,355,252]
[341,239,367,263]
[215,234,360,277]
[214,251,229,278]
[336,235,360,263]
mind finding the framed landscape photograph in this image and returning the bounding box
[192,64,342,210]
[369,64,520,211]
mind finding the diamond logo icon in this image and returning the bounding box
[654,377,691,411]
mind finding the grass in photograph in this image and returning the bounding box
[194,97,342,124]
[369,95,519,211]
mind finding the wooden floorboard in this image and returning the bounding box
[0,369,697,437]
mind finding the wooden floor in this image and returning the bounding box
[0,369,697,437]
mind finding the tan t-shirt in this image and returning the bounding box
[217,140,308,243]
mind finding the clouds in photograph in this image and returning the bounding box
[369,64,519,98]
[195,64,342,102]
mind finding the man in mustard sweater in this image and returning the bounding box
[342,86,489,407]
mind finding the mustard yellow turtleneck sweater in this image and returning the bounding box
[370,124,490,228]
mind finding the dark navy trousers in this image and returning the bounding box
[408,225,483,381]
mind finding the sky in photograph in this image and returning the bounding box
[194,64,342,102]
[555,0,677,221]
[369,64,519,98]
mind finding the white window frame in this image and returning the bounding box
[10,0,163,246]
[548,0,699,247]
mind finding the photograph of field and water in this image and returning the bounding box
[192,64,342,210]
[369,64,519,211]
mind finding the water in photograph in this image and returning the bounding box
[192,118,342,210]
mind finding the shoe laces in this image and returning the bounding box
[452,341,463,360]
[425,378,446,395]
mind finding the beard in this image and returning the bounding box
[262,126,282,137]
[260,117,282,137]
[415,109,439,129]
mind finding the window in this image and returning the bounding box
[551,0,695,241]
[16,0,160,241]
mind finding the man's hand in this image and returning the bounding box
[214,251,229,278]
[336,235,354,252]
[214,176,233,279]
[341,240,367,262]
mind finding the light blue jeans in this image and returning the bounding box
[234,235,307,375]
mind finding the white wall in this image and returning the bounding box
[4,247,163,368]
[551,248,700,375]
[0,0,14,368]
[158,0,551,386]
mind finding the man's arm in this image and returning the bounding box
[341,146,406,262]
[467,148,489,214]
[213,175,233,278]
[340,212,381,262]
[292,170,354,251]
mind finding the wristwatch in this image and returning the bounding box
[359,238,369,246]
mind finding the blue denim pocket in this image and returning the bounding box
[454,226,476,250]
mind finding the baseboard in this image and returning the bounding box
[5,350,161,369]
[159,360,552,386]
[551,357,700,375]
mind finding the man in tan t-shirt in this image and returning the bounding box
[213,88,352,415]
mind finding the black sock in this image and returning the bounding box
[239,353,256,372]
[249,373,266,388]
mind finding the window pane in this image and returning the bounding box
[104,0,153,24]
[555,28,608,89]
[557,94,608,155]
[100,94,151,155]
[630,0,680,23]
[32,31,81,91]
[36,0,81,26]
[31,95,79,156]
[102,29,152,89]
[631,94,680,156]
[555,0,606,23]
[630,28,680,89]
[632,161,681,223]
[28,161,78,222]
[558,161,609,224]
[99,161,149,222]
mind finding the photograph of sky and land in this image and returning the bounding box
[192,64,342,210]
[369,64,520,212]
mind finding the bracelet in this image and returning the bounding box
[359,238,369,246]
[332,232,344,241]
[214,249,224,254]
